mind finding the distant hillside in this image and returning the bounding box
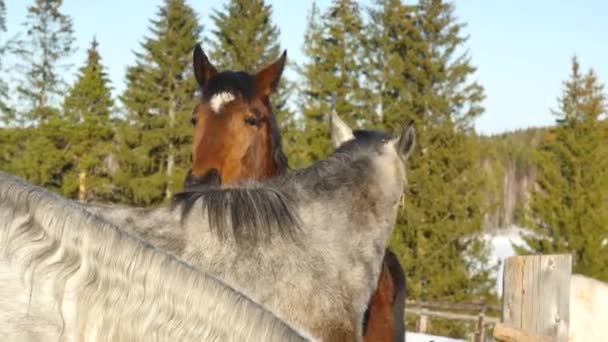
[476,126,547,231]
[479,119,608,231]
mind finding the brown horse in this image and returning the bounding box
[184,43,407,342]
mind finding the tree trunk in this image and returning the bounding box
[166,147,174,199]
[78,171,87,202]
[165,95,176,200]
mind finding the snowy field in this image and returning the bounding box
[405,331,465,342]
[482,225,529,295]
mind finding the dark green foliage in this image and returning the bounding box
[518,57,608,281]
[0,126,27,171]
[0,0,13,122]
[5,112,70,192]
[294,0,368,167]
[364,0,419,131]
[119,0,201,205]
[14,0,76,122]
[61,37,116,201]
[209,0,280,72]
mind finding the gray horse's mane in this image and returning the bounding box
[0,171,311,341]
[171,129,393,243]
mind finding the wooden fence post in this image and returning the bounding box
[500,254,571,342]
[473,310,485,342]
[416,307,428,333]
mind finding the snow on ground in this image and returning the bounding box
[481,225,531,295]
[404,331,466,342]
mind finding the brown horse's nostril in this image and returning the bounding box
[184,168,221,190]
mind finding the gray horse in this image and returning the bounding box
[84,113,416,342]
[0,172,313,341]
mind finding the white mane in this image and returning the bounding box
[0,171,311,341]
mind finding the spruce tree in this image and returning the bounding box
[0,0,13,123]
[209,0,280,72]
[363,0,419,131]
[296,0,368,166]
[6,109,72,193]
[0,0,5,32]
[14,0,76,123]
[363,0,496,336]
[0,126,28,171]
[0,0,73,193]
[62,37,116,202]
[119,0,200,205]
[518,57,608,281]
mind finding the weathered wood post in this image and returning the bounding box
[497,254,571,342]
[473,308,485,342]
[415,307,428,333]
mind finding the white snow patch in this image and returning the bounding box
[405,331,465,342]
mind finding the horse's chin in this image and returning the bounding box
[184,168,222,190]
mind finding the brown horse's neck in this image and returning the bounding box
[363,250,406,342]
[363,261,395,341]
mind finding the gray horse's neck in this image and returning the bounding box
[82,163,390,342]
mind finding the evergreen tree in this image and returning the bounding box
[0,0,13,123]
[363,0,419,131]
[14,0,76,123]
[295,0,368,166]
[7,110,72,193]
[0,126,28,171]
[209,0,280,72]
[62,37,116,202]
[362,0,496,336]
[208,0,296,164]
[518,57,608,281]
[0,0,5,32]
[119,0,200,205]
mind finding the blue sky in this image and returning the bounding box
[4,0,607,135]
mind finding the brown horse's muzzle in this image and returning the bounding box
[183,168,221,190]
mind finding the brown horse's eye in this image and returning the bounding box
[244,116,259,126]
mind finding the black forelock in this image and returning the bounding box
[201,71,257,102]
[353,129,393,142]
[333,129,394,155]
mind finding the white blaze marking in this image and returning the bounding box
[209,92,235,113]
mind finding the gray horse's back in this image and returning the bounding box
[0,171,313,342]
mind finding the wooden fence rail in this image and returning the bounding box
[404,254,572,342]
[405,300,500,342]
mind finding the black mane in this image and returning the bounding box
[202,71,256,102]
[172,185,301,245]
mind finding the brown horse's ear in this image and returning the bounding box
[255,50,287,97]
[193,43,218,88]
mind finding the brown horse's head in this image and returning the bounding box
[184,44,288,189]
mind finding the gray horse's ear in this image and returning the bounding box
[393,121,416,160]
[330,109,355,148]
